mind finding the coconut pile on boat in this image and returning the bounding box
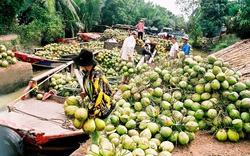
[34,42,80,60]
[61,51,250,156]
[0,44,18,67]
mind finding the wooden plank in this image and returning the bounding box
[32,61,74,82]
[0,98,83,138]
[74,69,84,91]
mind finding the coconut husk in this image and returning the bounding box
[212,39,250,79]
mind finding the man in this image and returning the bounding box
[121,31,137,62]
[73,48,116,144]
[182,34,191,55]
[169,36,179,59]
[121,31,137,84]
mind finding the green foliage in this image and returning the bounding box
[100,0,181,31]
[211,34,240,52]
[16,20,43,46]
[198,0,228,38]
[77,0,104,32]
[16,4,64,45]
[227,0,250,39]
[54,0,81,37]
[0,0,25,34]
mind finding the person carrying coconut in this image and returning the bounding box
[169,36,179,59]
[121,31,137,84]
[181,34,191,55]
[73,48,116,144]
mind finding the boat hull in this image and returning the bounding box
[14,51,66,69]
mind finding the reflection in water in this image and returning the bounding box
[0,68,50,112]
[0,87,25,111]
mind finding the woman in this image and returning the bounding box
[73,49,116,144]
[136,19,145,40]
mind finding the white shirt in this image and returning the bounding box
[121,35,136,61]
[169,42,179,58]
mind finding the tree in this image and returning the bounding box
[198,0,228,38]
[101,0,129,26]
[17,3,64,45]
[76,0,104,32]
[18,0,80,37]
[176,0,199,19]
[228,0,250,38]
[0,0,24,34]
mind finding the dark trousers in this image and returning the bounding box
[142,49,152,62]
[138,32,143,40]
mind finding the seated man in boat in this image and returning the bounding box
[73,49,116,144]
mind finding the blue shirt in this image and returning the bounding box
[182,43,191,55]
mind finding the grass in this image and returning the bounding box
[211,34,240,53]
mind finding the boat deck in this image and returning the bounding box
[0,98,84,145]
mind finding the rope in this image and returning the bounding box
[6,61,77,131]
[7,61,74,109]
[10,107,76,131]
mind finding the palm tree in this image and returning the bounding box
[76,0,104,32]
[50,0,81,37]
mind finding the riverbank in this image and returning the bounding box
[0,61,32,94]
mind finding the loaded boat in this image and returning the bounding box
[0,50,102,152]
[0,61,89,153]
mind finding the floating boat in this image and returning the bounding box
[76,32,102,42]
[0,61,88,153]
[14,51,67,69]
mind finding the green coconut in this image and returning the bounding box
[227,129,240,142]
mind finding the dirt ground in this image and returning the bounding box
[70,130,250,156]
[0,34,18,41]
[172,131,250,156]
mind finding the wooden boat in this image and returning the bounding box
[76,32,102,42]
[14,51,67,69]
[0,61,89,153]
[0,49,102,151]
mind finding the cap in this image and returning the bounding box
[131,31,138,36]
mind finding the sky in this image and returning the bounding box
[144,0,182,16]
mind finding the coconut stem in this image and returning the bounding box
[90,131,101,145]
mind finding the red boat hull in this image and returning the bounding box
[14,52,65,68]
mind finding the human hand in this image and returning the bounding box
[79,92,87,99]
[128,56,132,61]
